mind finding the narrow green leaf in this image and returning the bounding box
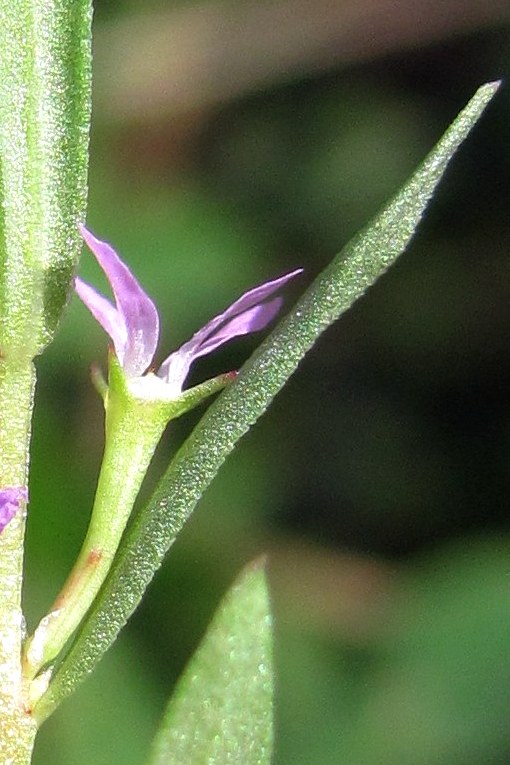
[0,0,92,357]
[147,562,273,765]
[36,82,499,720]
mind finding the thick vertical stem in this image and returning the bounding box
[0,355,37,762]
[0,0,91,755]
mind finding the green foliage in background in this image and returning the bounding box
[18,4,508,764]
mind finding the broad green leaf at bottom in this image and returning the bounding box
[147,561,273,765]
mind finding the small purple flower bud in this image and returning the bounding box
[0,486,28,533]
[76,225,302,396]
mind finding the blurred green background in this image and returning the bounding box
[26,0,510,762]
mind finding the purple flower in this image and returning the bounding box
[0,486,28,533]
[75,225,301,397]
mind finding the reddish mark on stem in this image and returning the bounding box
[87,548,103,566]
[53,547,103,609]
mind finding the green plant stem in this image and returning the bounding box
[23,385,169,686]
[0,0,93,355]
[0,0,91,755]
[0,356,37,763]
[23,359,233,692]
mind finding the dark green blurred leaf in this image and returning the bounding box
[350,538,510,765]
[275,537,510,765]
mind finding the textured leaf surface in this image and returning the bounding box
[0,1,92,759]
[0,0,92,356]
[147,562,272,765]
[37,82,499,720]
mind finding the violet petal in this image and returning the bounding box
[158,268,302,390]
[192,297,283,357]
[75,277,127,352]
[0,486,28,533]
[180,268,302,356]
[78,225,160,377]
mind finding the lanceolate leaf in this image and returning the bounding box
[0,0,92,357]
[147,562,273,765]
[36,82,499,720]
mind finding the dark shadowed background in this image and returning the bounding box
[26,1,510,762]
